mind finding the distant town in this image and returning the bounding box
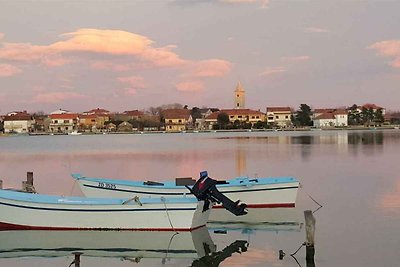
[1,82,400,135]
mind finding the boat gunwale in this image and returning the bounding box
[72,173,299,189]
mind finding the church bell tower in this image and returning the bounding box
[234,81,245,109]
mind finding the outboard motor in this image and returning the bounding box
[186,171,247,216]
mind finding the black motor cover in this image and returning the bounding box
[187,171,247,216]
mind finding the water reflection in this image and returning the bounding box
[0,207,303,266]
[0,227,253,267]
[191,240,248,267]
[235,146,247,176]
[347,131,384,145]
[208,207,301,232]
[0,228,213,260]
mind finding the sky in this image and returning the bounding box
[0,0,399,114]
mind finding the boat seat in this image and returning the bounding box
[175,177,196,186]
[143,181,164,186]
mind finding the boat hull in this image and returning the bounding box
[0,190,211,231]
[74,175,299,222]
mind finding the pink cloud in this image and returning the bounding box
[391,58,400,68]
[0,42,48,61]
[32,91,86,104]
[188,59,232,78]
[0,33,4,40]
[368,40,400,69]
[90,61,131,72]
[0,28,185,68]
[0,64,22,77]
[55,29,152,55]
[117,75,146,95]
[41,55,71,67]
[175,81,205,92]
[141,45,186,67]
[368,40,400,57]
[281,55,310,62]
[304,27,329,33]
[219,0,270,9]
[260,66,286,76]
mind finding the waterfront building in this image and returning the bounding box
[194,108,220,130]
[50,109,71,115]
[357,103,385,115]
[162,109,192,132]
[49,113,79,133]
[313,109,348,128]
[3,111,34,133]
[204,109,265,129]
[266,107,293,127]
[110,110,144,122]
[234,81,245,109]
[80,108,110,131]
[117,121,134,132]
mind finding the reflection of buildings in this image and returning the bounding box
[235,146,247,176]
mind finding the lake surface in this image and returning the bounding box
[0,130,399,267]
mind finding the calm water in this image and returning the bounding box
[0,130,399,267]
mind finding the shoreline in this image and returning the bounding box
[1,125,399,137]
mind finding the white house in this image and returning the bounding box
[49,113,79,133]
[3,112,34,133]
[266,107,293,127]
[313,109,348,128]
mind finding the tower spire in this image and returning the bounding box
[234,81,245,109]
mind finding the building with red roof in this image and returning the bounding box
[266,107,293,127]
[49,113,79,133]
[204,108,265,129]
[3,112,34,133]
[162,109,192,132]
[312,108,348,128]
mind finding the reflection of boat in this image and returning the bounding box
[0,227,215,259]
[72,171,299,222]
[0,228,249,267]
[68,130,82,135]
[192,239,248,267]
[208,207,301,232]
[0,189,211,231]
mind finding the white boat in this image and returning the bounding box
[72,171,299,222]
[0,189,211,231]
[68,130,82,135]
[0,227,215,260]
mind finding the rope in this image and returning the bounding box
[122,196,142,205]
[161,197,176,233]
[165,232,180,259]
[68,179,77,196]
[290,242,305,257]
[299,182,324,214]
[307,193,323,214]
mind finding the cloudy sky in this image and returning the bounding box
[0,0,399,113]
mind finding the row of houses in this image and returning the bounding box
[0,104,394,134]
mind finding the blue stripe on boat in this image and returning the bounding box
[0,189,197,205]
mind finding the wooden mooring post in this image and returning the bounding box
[0,179,3,189]
[71,252,82,267]
[304,210,316,266]
[22,171,36,193]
